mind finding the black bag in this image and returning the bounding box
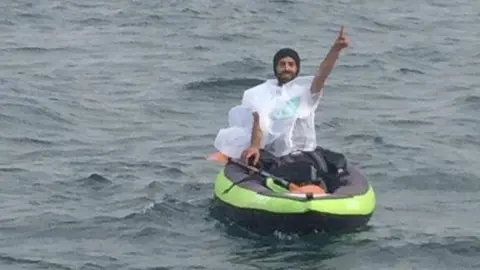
[317,147,348,175]
[255,147,349,192]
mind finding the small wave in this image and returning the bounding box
[11,149,75,163]
[157,167,187,179]
[180,182,210,193]
[144,181,165,198]
[192,45,209,51]
[397,67,425,74]
[449,134,480,148]
[69,2,104,8]
[183,77,263,92]
[143,178,211,198]
[152,195,205,216]
[130,226,163,239]
[217,58,266,74]
[71,160,169,171]
[118,21,150,28]
[122,211,159,223]
[218,32,258,42]
[122,196,183,225]
[377,75,401,82]
[344,134,384,144]
[2,46,86,53]
[353,25,385,34]
[80,262,105,270]
[3,46,50,52]
[16,11,52,20]
[122,193,208,227]
[213,231,350,268]
[389,45,447,66]
[362,93,410,101]
[76,173,112,190]
[372,235,480,268]
[354,14,403,31]
[7,211,79,232]
[133,267,170,270]
[383,119,434,128]
[0,19,14,26]
[421,235,480,257]
[70,17,111,26]
[382,142,425,151]
[118,12,165,26]
[0,102,75,133]
[269,0,296,3]
[452,95,480,111]
[47,193,82,203]
[90,215,121,224]
[160,133,216,144]
[0,136,55,146]
[144,104,193,118]
[0,167,28,173]
[101,196,155,218]
[112,135,157,145]
[181,8,203,16]
[0,254,72,270]
[393,171,480,192]
[317,119,342,129]
[465,95,480,103]
[464,95,480,111]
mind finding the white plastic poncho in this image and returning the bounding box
[213,76,323,159]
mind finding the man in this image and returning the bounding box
[212,25,349,186]
[241,26,348,168]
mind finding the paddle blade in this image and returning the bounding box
[206,152,230,164]
[289,184,326,194]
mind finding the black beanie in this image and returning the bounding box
[273,48,300,76]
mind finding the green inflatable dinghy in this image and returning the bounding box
[211,157,376,234]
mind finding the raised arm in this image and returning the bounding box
[311,25,349,93]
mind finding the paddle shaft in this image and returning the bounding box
[227,158,297,189]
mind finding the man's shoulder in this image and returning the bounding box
[243,79,275,95]
[288,76,314,89]
[241,79,277,109]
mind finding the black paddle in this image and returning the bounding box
[221,157,297,194]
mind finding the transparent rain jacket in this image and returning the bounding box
[214,76,322,158]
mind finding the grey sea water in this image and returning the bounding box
[1,0,479,269]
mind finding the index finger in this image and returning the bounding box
[339,25,345,36]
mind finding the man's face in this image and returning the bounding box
[275,56,298,84]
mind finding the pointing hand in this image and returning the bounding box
[333,25,349,51]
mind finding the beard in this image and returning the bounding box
[276,71,295,85]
